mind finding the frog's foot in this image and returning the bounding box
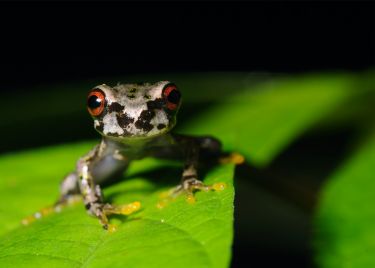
[21,195,82,226]
[96,201,141,231]
[160,178,227,206]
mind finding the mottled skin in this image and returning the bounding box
[58,81,222,229]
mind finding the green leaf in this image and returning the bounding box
[181,74,362,166]
[0,142,235,268]
[314,132,375,267]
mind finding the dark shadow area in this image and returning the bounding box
[0,113,94,153]
[243,126,360,212]
[104,167,181,203]
[231,126,360,267]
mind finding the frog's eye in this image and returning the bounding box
[87,89,106,116]
[163,84,181,110]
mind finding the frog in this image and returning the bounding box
[46,81,225,230]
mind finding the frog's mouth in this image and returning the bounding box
[102,126,175,145]
[96,118,176,140]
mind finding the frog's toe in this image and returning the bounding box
[81,201,142,230]
[158,179,227,207]
[180,178,227,194]
[219,152,245,165]
[102,201,141,216]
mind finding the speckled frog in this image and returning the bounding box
[52,81,224,229]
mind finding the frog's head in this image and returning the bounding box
[86,81,181,140]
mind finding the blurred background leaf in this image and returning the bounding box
[181,73,373,166]
[314,131,375,267]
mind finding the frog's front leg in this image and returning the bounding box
[54,144,102,209]
[78,168,140,230]
[76,145,140,229]
[171,135,226,201]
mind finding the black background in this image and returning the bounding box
[0,1,373,92]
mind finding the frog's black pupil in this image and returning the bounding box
[88,95,101,109]
[167,89,181,104]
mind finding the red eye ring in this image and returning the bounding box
[163,84,181,110]
[87,89,106,116]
